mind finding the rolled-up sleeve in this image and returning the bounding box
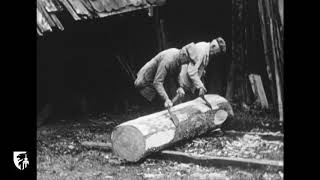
[178,68,185,88]
[153,62,169,101]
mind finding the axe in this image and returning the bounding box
[200,94,213,110]
[167,93,181,127]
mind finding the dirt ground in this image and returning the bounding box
[37,105,283,180]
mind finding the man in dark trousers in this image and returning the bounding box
[134,37,226,108]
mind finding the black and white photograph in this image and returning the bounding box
[37,0,284,179]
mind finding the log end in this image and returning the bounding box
[111,125,145,162]
[205,94,234,116]
[213,110,228,125]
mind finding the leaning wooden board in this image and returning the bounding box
[156,150,283,169]
[111,94,234,162]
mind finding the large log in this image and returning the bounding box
[111,94,234,162]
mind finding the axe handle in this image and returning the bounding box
[167,107,179,127]
[167,93,181,127]
[172,93,181,105]
[167,107,173,116]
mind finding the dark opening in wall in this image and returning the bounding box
[160,0,232,95]
[37,10,159,119]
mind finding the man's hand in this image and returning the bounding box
[198,87,207,96]
[164,99,173,108]
[176,87,185,97]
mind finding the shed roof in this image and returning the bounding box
[37,0,166,36]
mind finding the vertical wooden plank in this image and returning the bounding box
[275,27,283,96]
[257,0,276,107]
[235,0,249,105]
[249,74,269,109]
[273,50,283,121]
[154,7,163,52]
[273,21,283,94]
[271,0,283,122]
[227,0,238,102]
[265,0,283,121]
[225,62,236,101]
[159,19,167,49]
[243,0,251,104]
[272,0,284,71]
[278,0,283,26]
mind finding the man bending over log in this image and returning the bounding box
[178,37,227,102]
[134,37,226,108]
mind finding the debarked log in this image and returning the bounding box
[111,94,234,162]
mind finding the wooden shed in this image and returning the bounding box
[37,0,167,124]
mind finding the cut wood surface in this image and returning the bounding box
[111,94,234,162]
[155,150,283,169]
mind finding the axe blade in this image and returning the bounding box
[167,107,179,127]
[201,95,213,110]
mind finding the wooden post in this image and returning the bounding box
[248,74,269,109]
[154,8,167,51]
[265,0,283,121]
[228,0,239,102]
[225,62,236,101]
[159,19,167,49]
[258,0,277,108]
[272,0,284,103]
[154,7,163,52]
